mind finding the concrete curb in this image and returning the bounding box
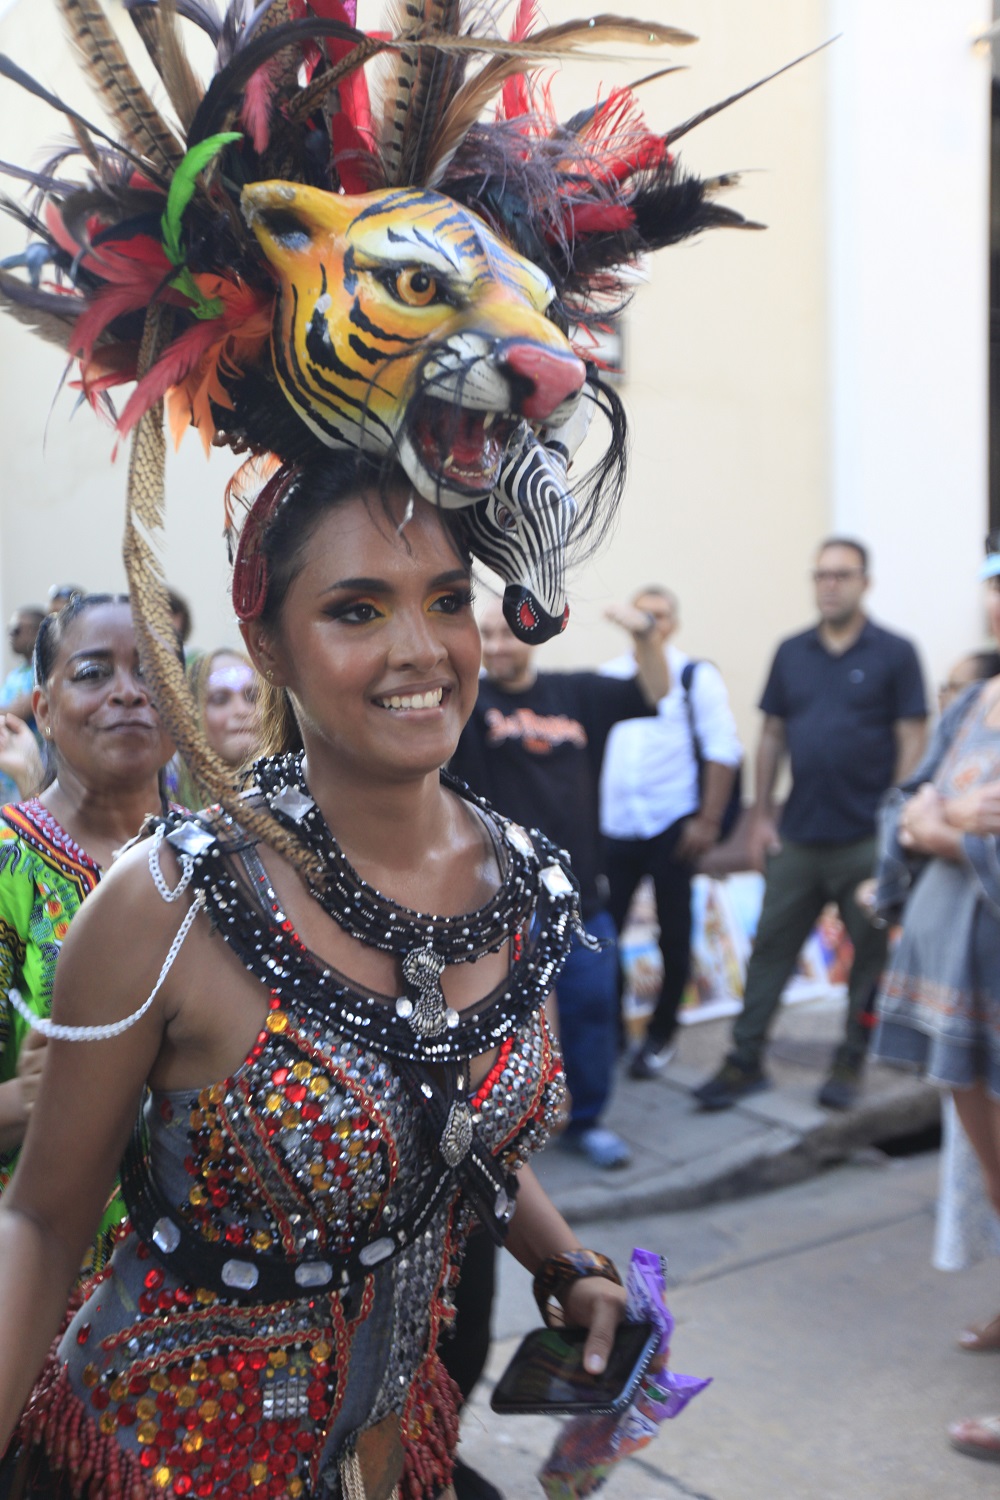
[542,1076,941,1225]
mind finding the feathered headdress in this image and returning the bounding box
[0,0,781,859]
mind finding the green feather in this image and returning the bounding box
[161,131,241,317]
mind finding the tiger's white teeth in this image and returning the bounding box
[483,412,497,433]
[376,688,445,711]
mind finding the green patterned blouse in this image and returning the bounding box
[0,799,124,1269]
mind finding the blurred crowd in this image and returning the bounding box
[1,530,999,1477]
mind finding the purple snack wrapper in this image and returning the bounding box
[539,1248,711,1498]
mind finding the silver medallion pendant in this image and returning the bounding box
[400,946,452,1038]
[440,1100,474,1167]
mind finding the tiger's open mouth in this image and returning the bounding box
[405,396,520,501]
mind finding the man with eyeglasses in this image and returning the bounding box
[694,537,928,1112]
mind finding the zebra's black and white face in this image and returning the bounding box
[455,425,579,643]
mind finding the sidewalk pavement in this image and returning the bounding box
[534,990,941,1223]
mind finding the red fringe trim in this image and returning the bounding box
[400,1354,462,1500]
[16,1355,151,1500]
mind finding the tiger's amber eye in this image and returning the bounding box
[395,269,437,306]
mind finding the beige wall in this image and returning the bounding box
[0,2,989,769]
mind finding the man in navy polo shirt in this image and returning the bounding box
[694,538,928,1111]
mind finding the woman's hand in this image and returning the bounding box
[561,1273,628,1375]
[0,714,43,801]
[944,781,1000,837]
[898,784,951,853]
[14,1028,47,1120]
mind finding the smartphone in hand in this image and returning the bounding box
[490,1320,658,1417]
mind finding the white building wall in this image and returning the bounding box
[827,0,992,690]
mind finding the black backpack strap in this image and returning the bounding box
[680,659,702,765]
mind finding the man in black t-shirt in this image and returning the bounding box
[450,597,668,1169]
[694,538,928,1112]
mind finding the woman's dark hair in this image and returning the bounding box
[33,593,130,687]
[251,453,470,757]
[970,650,1000,681]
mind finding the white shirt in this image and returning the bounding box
[599,646,743,840]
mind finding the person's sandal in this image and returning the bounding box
[948,1415,1000,1461]
[957,1312,1000,1352]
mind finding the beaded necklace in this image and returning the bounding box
[163,758,583,1066]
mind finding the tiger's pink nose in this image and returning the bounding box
[502,342,586,421]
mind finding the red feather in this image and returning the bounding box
[330,113,377,193]
[117,320,223,438]
[241,58,281,153]
[561,202,635,236]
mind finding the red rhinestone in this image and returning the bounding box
[237,1424,256,1446]
[175,1287,194,1306]
[195,1481,214,1498]
[208,1357,226,1377]
[301,1103,321,1122]
[139,1449,161,1469]
[128,1375,149,1397]
[138,1294,156,1316]
[136,1242,150,1260]
[280,1451,298,1474]
[217,1434,235,1455]
[273,1434,291,1455]
[313,1123,332,1142]
[294,1433,314,1454]
[173,1476,192,1496]
[116,1403,136,1426]
[230,1354,246,1373]
[307,1402,326,1421]
[75,1324,91,1345]
[158,1291,175,1312]
[285,1084,307,1105]
[248,1351,268,1371]
[224,1225,244,1246]
[91,1389,110,1411]
[231,1473,250,1494]
[251,1441,269,1462]
[238,1369,256,1389]
[169,1367,189,1388]
[306,1382,325,1402]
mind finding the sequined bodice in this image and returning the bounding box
[55,968,563,1500]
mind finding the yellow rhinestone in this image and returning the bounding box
[153,1466,172,1490]
[136,1396,157,1421]
[236,1166,251,1184]
[150,1373,170,1393]
[282,1108,301,1128]
[208,1083,226,1104]
[219,1371,239,1391]
[336,1122,351,1140]
[310,1340,332,1363]
[175,1386,196,1409]
[268,1350,288,1369]
[208,1131,225,1157]
[266,1011,288,1034]
[199,1399,221,1422]
[347,1139,364,1157]
[99,1411,117,1436]
[182,1432,204,1455]
[361,1194,380,1211]
[195,1287,216,1306]
[109,1378,126,1401]
[81,1364,99,1389]
[308,1076,330,1097]
[197,1088,213,1108]
[314,1178,331,1194]
[249,1462,268,1485]
[288,1481,304,1499]
[189,1185,207,1207]
[251,1230,273,1252]
[264,1093,282,1114]
[190,1360,208,1382]
[291,1061,311,1081]
[189,1109,205,1131]
[137,1421,159,1445]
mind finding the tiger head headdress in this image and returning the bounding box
[0,0,798,857]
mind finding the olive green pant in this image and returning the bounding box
[729,837,886,1075]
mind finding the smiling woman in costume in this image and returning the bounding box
[0,2,776,1495]
[0,595,175,1268]
[0,458,625,1499]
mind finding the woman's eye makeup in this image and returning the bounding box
[71,659,111,682]
[326,599,383,625]
[429,586,474,614]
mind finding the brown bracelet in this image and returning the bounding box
[532,1250,622,1329]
